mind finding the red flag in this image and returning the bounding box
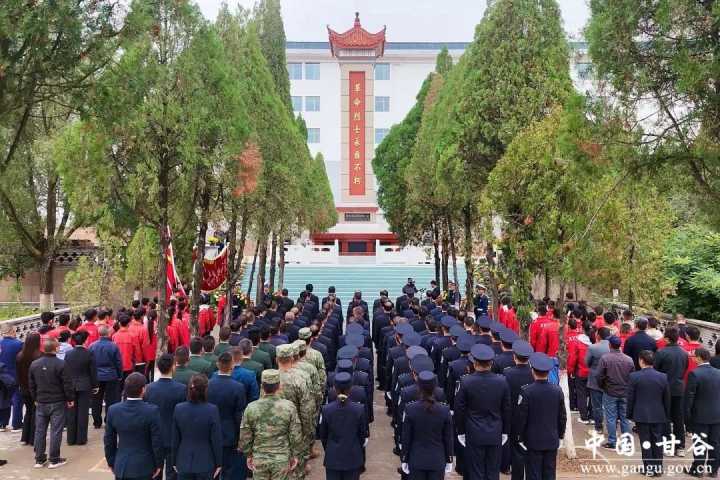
[201,246,228,292]
[165,228,186,301]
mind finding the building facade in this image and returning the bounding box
[286,13,592,260]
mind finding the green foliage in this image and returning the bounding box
[434,47,453,75]
[63,257,103,307]
[586,0,720,225]
[254,0,292,111]
[663,224,720,322]
[126,226,160,291]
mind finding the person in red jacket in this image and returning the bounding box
[48,313,71,340]
[166,306,181,354]
[504,301,519,334]
[128,308,150,374]
[537,308,561,357]
[683,325,703,383]
[77,308,100,346]
[176,301,191,348]
[198,299,216,337]
[529,302,552,350]
[112,314,141,380]
[143,310,158,381]
[98,309,115,331]
[618,322,633,350]
[567,330,592,424]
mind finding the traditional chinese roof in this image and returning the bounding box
[327,12,386,57]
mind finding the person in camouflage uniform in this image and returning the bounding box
[298,328,326,398]
[293,340,322,411]
[239,369,302,480]
[277,344,315,479]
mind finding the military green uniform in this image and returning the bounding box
[240,358,264,383]
[293,340,322,411]
[202,352,219,373]
[298,329,326,393]
[252,348,273,370]
[172,365,198,385]
[258,341,277,367]
[213,342,231,357]
[187,355,213,376]
[239,370,302,480]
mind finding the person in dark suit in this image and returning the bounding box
[685,347,720,477]
[654,326,689,456]
[627,350,670,477]
[502,340,535,480]
[207,352,247,480]
[319,372,368,480]
[454,344,510,480]
[144,353,188,480]
[401,371,453,480]
[64,331,98,445]
[172,374,223,480]
[104,372,163,480]
[515,353,566,480]
[622,317,657,370]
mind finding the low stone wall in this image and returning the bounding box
[0,305,86,341]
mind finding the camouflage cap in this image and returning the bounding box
[261,369,280,385]
[289,342,299,355]
[276,344,294,359]
[293,339,307,352]
[298,327,312,340]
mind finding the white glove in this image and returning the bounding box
[363,438,368,448]
[559,439,564,449]
[519,442,527,451]
[457,434,466,447]
[445,462,453,474]
[502,434,508,445]
[401,463,409,475]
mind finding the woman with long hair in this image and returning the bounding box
[318,372,368,480]
[144,310,158,381]
[15,332,42,445]
[171,374,222,479]
[400,371,454,480]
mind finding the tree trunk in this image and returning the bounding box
[190,184,211,336]
[278,230,286,290]
[447,215,460,291]
[433,223,441,285]
[255,232,268,305]
[226,200,250,327]
[485,241,500,319]
[156,226,170,355]
[246,242,260,300]
[559,371,577,459]
[441,230,450,291]
[544,268,550,299]
[39,256,55,311]
[462,205,474,310]
[268,231,278,292]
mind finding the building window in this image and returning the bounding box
[375,96,390,112]
[305,96,320,111]
[576,62,592,80]
[305,63,320,80]
[307,128,320,143]
[288,63,302,80]
[344,213,371,222]
[375,63,390,80]
[291,96,302,112]
[375,128,389,144]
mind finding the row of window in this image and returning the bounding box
[288,62,391,81]
[305,127,389,144]
[292,96,391,112]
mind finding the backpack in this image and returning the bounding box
[548,357,560,385]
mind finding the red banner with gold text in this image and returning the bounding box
[201,246,228,292]
[349,71,365,195]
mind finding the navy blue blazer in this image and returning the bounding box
[207,375,247,447]
[492,351,515,375]
[515,380,566,450]
[627,367,670,423]
[104,400,163,478]
[144,378,187,448]
[454,370,510,446]
[401,401,454,470]
[319,399,368,471]
[623,331,658,370]
[685,363,720,426]
[172,402,223,474]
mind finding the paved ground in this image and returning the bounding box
[0,389,699,480]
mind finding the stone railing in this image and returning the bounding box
[0,305,87,341]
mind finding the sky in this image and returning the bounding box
[195,0,591,41]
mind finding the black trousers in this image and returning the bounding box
[161,446,177,480]
[92,380,121,427]
[637,423,664,475]
[465,444,501,480]
[667,396,685,448]
[325,469,361,480]
[20,391,35,445]
[690,423,720,476]
[569,376,577,410]
[146,360,156,382]
[510,441,527,480]
[500,440,511,473]
[408,469,443,480]
[574,377,590,421]
[67,390,91,445]
[525,449,557,480]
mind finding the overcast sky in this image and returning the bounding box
[195,0,591,41]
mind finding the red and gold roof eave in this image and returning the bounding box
[327,12,386,57]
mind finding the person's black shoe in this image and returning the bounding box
[0,460,7,467]
[393,447,400,456]
[602,442,616,449]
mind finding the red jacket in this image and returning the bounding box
[113,327,141,372]
[128,321,150,363]
[167,318,181,354]
[199,307,216,337]
[77,322,99,347]
[48,325,70,340]
[144,331,158,363]
[537,320,560,357]
[504,308,519,334]
[529,315,553,350]
[683,340,703,382]
[656,337,688,350]
[567,336,590,378]
[217,295,227,327]
[178,312,190,347]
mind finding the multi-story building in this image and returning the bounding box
[286,12,592,262]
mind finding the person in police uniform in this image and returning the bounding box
[515,352,566,480]
[454,344,510,480]
[502,340,534,480]
[492,329,518,375]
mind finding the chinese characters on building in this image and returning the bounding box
[348,71,365,195]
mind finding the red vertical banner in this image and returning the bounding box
[349,71,366,195]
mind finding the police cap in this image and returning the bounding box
[469,343,495,362]
[529,352,553,372]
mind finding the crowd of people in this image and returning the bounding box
[0,280,719,480]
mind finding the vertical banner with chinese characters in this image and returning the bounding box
[349,71,366,195]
